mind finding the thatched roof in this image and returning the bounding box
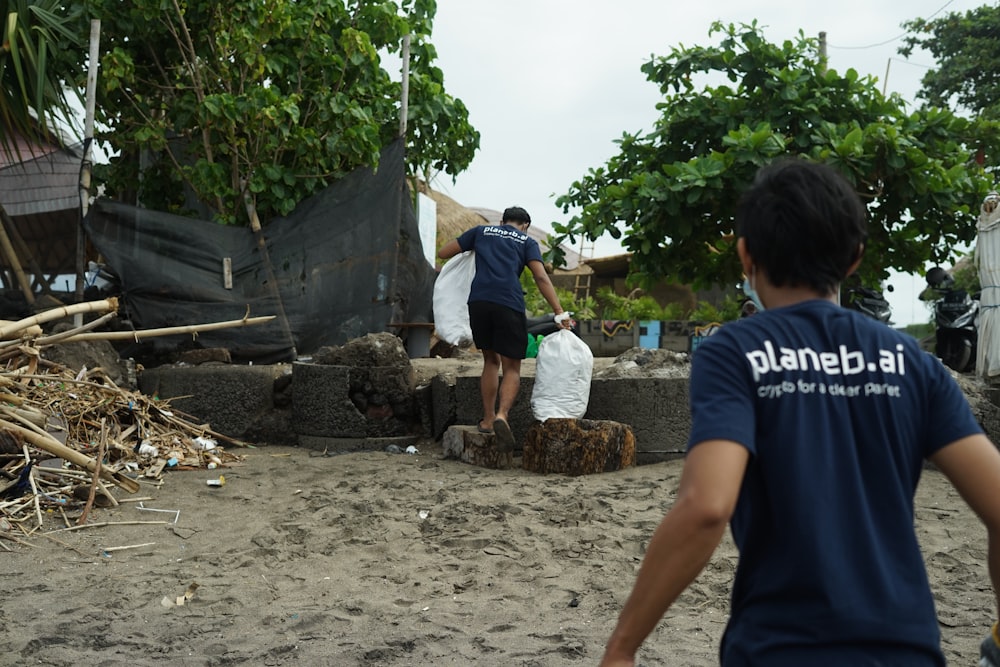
[415,181,486,249]
[415,181,585,270]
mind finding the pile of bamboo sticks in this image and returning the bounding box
[0,297,273,545]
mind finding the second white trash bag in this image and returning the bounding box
[433,250,475,346]
[531,328,594,421]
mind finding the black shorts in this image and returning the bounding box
[468,301,527,359]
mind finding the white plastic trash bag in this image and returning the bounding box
[531,328,594,421]
[433,250,476,346]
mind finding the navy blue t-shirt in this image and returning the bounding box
[687,299,982,666]
[456,224,543,312]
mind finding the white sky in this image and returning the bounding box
[424,0,986,326]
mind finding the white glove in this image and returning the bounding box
[554,312,573,325]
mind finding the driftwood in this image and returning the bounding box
[0,418,140,494]
[0,300,260,535]
[54,314,276,344]
[0,298,118,340]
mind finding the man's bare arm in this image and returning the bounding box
[930,434,1000,617]
[601,439,749,667]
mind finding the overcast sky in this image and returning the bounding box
[424,0,985,325]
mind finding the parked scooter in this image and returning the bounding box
[925,267,979,373]
[526,313,578,338]
[845,284,893,324]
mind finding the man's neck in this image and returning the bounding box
[760,286,838,310]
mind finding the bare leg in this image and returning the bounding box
[495,355,522,422]
[491,355,522,452]
[480,349,501,429]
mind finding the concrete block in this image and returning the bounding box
[292,361,417,438]
[138,364,286,439]
[453,375,536,448]
[430,374,456,439]
[292,362,366,438]
[586,377,690,454]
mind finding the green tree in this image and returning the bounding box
[0,0,85,151]
[86,0,479,225]
[900,5,1000,120]
[548,22,996,291]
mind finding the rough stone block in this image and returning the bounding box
[522,418,635,475]
[442,425,513,469]
[292,362,366,437]
[429,373,456,439]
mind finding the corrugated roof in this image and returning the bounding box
[0,140,82,216]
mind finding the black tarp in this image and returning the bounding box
[83,139,434,363]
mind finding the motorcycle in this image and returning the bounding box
[925,267,979,373]
[845,284,893,324]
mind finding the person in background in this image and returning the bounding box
[599,159,1000,666]
[437,206,571,451]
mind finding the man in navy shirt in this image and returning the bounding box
[599,159,1000,666]
[438,206,570,450]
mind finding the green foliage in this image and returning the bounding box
[660,301,688,321]
[901,6,1000,122]
[594,286,673,321]
[519,270,596,320]
[0,0,86,150]
[691,295,743,323]
[545,21,997,291]
[586,285,743,322]
[952,258,981,295]
[520,269,548,315]
[899,321,934,341]
[85,0,479,225]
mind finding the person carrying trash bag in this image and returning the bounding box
[437,206,572,451]
[598,159,1000,667]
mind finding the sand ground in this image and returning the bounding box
[2,439,995,666]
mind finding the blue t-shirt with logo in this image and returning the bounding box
[688,299,982,666]
[457,224,543,312]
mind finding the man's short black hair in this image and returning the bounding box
[502,206,531,225]
[736,159,868,295]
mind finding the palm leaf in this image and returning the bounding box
[0,0,85,156]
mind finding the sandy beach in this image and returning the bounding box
[1,437,995,666]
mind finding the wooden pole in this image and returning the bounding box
[818,31,827,75]
[399,34,411,138]
[76,19,101,323]
[0,204,50,295]
[0,205,34,305]
[241,190,297,359]
[76,418,107,525]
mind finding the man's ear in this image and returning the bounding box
[846,243,865,277]
[737,238,753,276]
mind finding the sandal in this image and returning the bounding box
[493,418,515,452]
